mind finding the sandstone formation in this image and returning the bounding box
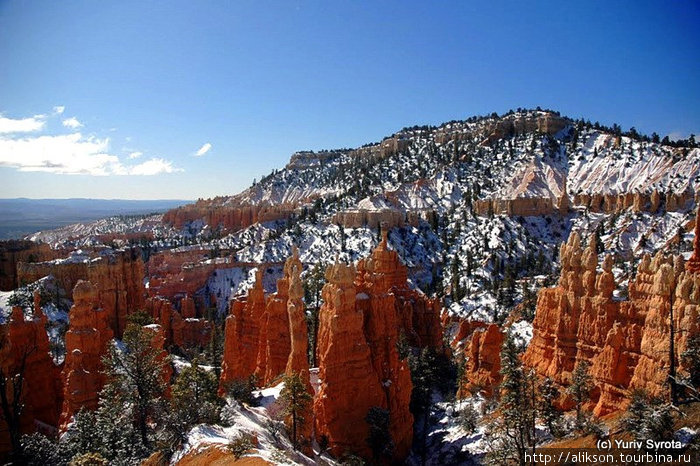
[171,312,212,349]
[16,261,88,297]
[219,269,265,392]
[314,235,440,461]
[284,247,313,452]
[86,250,145,338]
[0,299,62,455]
[314,261,386,460]
[143,324,173,397]
[455,323,504,398]
[0,240,56,290]
[687,207,700,274]
[572,189,695,214]
[59,280,114,429]
[523,228,700,415]
[163,201,294,232]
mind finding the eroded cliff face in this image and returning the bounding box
[219,270,265,392]
[523,225,700,415]
[314,261,386,460]
[454,323,504,398]
[0,240,56,291]
[0,297,62,454]
[162,202,294,232]
[59,280,114,430]
[572,189,695,214]
[86,250,145,338]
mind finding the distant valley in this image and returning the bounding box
[0,198,190,239]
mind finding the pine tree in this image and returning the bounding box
[101,323,169,450]
[279,372,312,450]
[567,361,593,431]
[365,406,394,462]
[168,358,220,446]
[487,333,537,465]
[537,377,563,438]
[620,390,674,444]
[303,262,326,367]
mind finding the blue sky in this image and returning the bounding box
[1,1,698,200]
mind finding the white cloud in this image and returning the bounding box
[0,115,46,133]
[53,106,65,115]
[129,158,182,176]
[195,142,212,157]
[62,117,83,129]
[0,108,182,176]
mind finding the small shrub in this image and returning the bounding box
[460,403,479,434]
[69,452,108,466]
[229,433,256,459]
[225,376,258,406]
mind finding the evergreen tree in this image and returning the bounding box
[567,361,593,430]
[620,390,674,444]
[537,377,563,438]
[303,262,326,367]
[279,372,312,450]
[365,406,393,462]
[486,333,537,465]
[167,359,220,446]
[101,323,169,450]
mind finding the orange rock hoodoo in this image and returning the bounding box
[523,227,700,415]
[219,269,265,392]
[688,208,700,274]
[315,234,441,461]
[314,261,387,460]
[0,296,62,454]
[455,323,505,398]
[59,280,115,429]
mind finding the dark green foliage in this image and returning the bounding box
[484,333,537,465]
[101,323,169,454]
[620,390,674,444]
[365,406,393,462]
[225,375,258,406]
[680,334,700,397]
[537,377,563,438]
[21,433,66,466]
[229,432,256,459]
[459,403,479,435]
[567,361,593,431]
[166,359,221,448]
[303,262,325,367]
[125,309,154,327]
[279,372,313,450]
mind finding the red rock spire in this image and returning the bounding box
[688,206,700,274]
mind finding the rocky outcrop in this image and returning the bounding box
[59,280,114,429]
[255,268,292,386]
[284,248,313,452]
[0,240,56,290]
[479,112,567,146]
[172,312,212,349]
[144,297,174,347]
[0,298,62,455]
[523,230,700,416]
[456,324,504,398]
[16,261,88,297]
[162,201,294,232]
[314,261,386,460]
[143,324,173,397]
[86,250,145,338]
[572,189,695,214]
[687,207,700,274]
[314,235,437,461]
[219,270,265,392]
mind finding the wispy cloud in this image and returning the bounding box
[62,117,83,129]
[195,142,212,157]
[0,114,46,133]
[53,106,65,115]
[0,108,182,176]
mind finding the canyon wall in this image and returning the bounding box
[523,220,700,415]
[0,240,57,290]
[0,298,62,455]
[162,202,294,232]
